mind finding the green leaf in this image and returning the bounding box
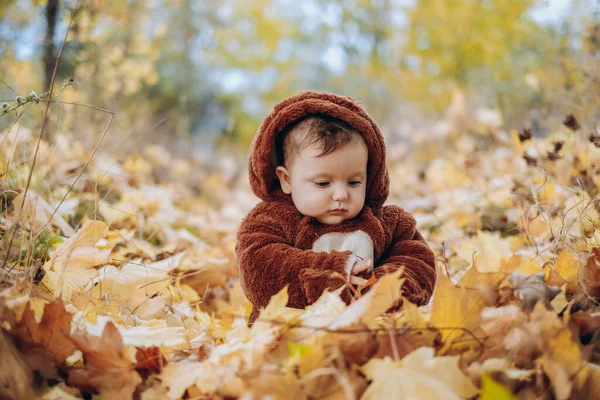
[47,235,64,246]
[288,342,312,359]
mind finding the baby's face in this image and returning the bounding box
[276,138,368,225]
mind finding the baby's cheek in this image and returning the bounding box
[306,191,326,208]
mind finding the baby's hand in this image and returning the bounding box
[349,259,372,286]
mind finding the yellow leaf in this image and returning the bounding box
[538,328,586,400]
[42,220,110,299]
[453,231,512,273]
[329,269,404,329]
[360,348,478,400]
[431,267,485,349]
[480,374,516,400]
[251,285,290,334]
[553,250,579,284]
[514,259,543,275]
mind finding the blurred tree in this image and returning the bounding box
[44,0,60,91]
[402,0,548,115]
[1,0,599,148]
[534,4,600,128]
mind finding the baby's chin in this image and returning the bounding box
[314,212,356,225]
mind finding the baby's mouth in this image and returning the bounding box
[329,209,347,215]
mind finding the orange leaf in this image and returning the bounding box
[135,347,167,380]
[11,301,77,378]
[582,248,600,297]
[353,273,379,299]
[68,322,142,400]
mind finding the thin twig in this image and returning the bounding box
[32,108,113,241]
[245,313,487,348]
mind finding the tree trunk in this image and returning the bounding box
[44,0,60,92]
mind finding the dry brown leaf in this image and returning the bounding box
[245,369,303,400]
[581,248,600,297]
[321,329,378,365]
[135,347,167,380]
[354,272,378,299]
[67,321,142,400]
[302,364,367,400]
[570,310,600,338]
[11,301,77,378]
[372,330,430,361]
[41,220,110,300]
[0,330,36,400]
[504,272,561,310]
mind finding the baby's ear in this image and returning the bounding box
[275,166,292,194]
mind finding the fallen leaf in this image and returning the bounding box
[354,272,378,299]
[536,328,586,400]
[0,330,36,400]
[553,250,579,284]
[504,272,561,310]
[581,248,600,297]
[360,347,478,399]
[135,347,167,380]
[372,330,429,360]
[329,268,404,329]
[11,301,77,378]
[431,267,485,349]
[67,321,142,400]
[42,220,110,298]
[480,373,517,400]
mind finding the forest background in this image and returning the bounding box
[4,1,600,399]
[2,0,599,156]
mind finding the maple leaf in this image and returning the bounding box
[41,220,110,300]
[67,321,142,400]
[543,250,579,294]
[431,267,485,350]
[360,347,478,399]
[11,301,78,378]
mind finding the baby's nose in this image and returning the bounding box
[332,186,348,201]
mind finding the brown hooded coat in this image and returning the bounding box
[236,91,436,325]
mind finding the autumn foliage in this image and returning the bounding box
[3,106,600,399]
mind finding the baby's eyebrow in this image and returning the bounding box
[350,171,366,178]
[307,171,366,180]
[307,173,331,180]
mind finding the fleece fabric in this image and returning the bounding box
[236,91,436,325]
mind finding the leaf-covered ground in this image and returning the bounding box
[2,107,600,399]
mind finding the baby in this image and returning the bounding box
[236,91,436,325]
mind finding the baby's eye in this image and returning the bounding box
[314,182,330,187]
[348,181,362,186]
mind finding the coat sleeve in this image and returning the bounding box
[370,206,436,310]
[235,203,354,322]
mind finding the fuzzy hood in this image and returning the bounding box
[248,90,390,210]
